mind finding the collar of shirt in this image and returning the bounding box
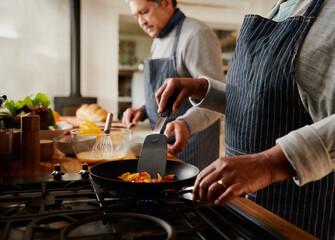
[155,8,185,39]
[272,0,298,22]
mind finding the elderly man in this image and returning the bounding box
[122,0,224,169]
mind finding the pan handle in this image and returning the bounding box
[177,186,194,195]
[177,186,249,199]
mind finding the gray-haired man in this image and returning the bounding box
[122,0,224,169]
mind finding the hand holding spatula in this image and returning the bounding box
[137,92,179,177]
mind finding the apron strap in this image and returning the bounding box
[171,16,185,57]
[303,0,324,17]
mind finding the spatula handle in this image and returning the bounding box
[160,92,178,118]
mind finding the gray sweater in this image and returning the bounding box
[193,0,335,186]
[146,16,224,133]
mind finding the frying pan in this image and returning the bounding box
[89,159,199,198]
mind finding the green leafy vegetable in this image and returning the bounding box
[5,93,55,129]
[28,93,51,109]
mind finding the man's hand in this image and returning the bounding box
[156,78,209,115]
[192,144,296,205]
[122,108,145,128]
[164,120,190,154]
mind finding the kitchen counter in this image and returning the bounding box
[4,119,176,176]
[5,147,140,176]
[5,143,180,177]
[2,119,317,240]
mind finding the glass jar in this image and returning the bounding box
[0,95,13,171]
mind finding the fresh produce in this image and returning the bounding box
[79,121,102,134]
[52,110,61,121]
[118,171,175,183]
[5,93,55,129]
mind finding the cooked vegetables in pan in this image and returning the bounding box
[118,171,175,183]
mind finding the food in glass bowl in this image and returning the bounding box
[70,127,132,165]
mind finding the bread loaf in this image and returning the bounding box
[76,104,108,122]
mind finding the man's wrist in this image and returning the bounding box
[261,144,296,183]
[193,78,209,101]
[177,119,191,135]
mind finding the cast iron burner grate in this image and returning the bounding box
[0,174,288,240]
[61,212,175,240]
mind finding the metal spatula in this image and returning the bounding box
[137,92,178,177]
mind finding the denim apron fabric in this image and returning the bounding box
[144,17,220,170]
[225,0,334,238]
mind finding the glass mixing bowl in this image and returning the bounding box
[70,127,132,165]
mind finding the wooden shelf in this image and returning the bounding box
[220,35,237,52]
[220,35,237,46]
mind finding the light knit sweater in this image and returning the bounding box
[192,0,335,186]
[144,16,224,133]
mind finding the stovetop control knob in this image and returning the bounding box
[78,162,89,178]
[51,163,65,179]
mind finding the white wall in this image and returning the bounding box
[0,0,124,114]
[0,0,70,107]
[81,0,120,114]
[0,0,276,115]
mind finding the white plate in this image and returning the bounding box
[40,122,73,140]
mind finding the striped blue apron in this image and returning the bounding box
[144,17,220,170]
[225,0,334,239]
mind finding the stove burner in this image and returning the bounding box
[60,212,176,240]
[25,197,65,212]
[0,174,289,240]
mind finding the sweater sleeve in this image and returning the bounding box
[177,24,225,135]
[276,114,335,186]
[189,77,227,114]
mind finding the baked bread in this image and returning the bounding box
[76,104,108,122]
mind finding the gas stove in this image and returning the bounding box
[0,166,287,240]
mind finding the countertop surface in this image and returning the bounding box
[2,118,318,240]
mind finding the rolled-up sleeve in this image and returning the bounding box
[189,77,227,114]
[276,114,335,186]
